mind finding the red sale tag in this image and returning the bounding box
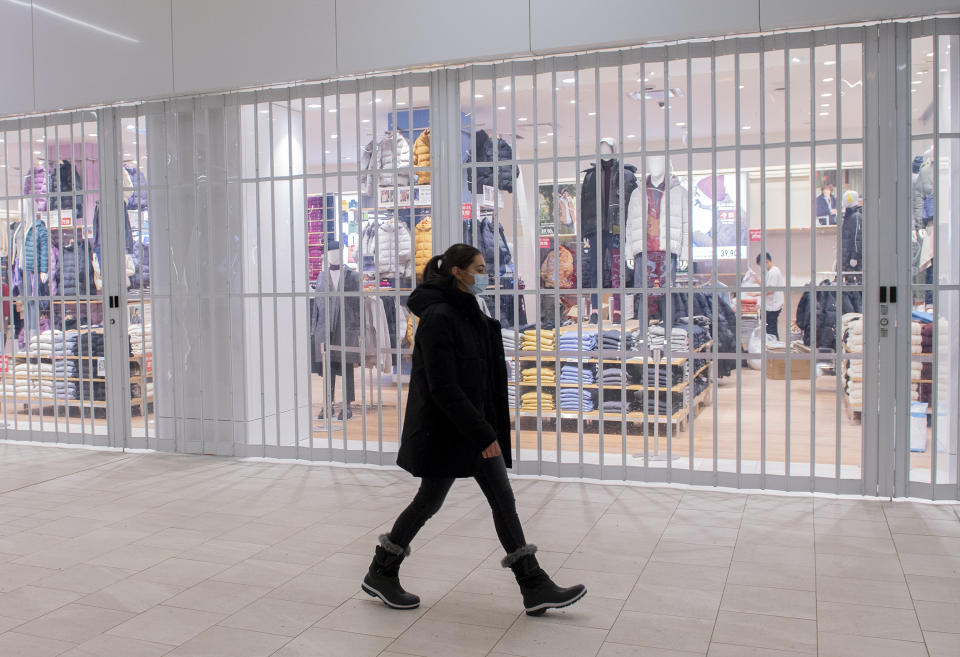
[750,229,762,242]
[461,203,473,221]
[539,237,552,249]
[145,353,153,376]
[0,355,8,373]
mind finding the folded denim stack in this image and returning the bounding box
[597,366,625,386]
[520,391,554,411]
[559,364,595,385]
[559,389,595,412]
[521,329,556,351]
[599,330,622,351]
[600,398,631,414]
[558,330,597,352]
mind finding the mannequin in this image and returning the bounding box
[21,210,50,338]
[579,137,639,322]
[626,156,689,322]
[311,241,361,420]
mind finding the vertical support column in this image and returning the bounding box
[430,69,461,251]
[96,108,132,449]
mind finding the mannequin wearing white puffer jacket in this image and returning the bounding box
[624,157,689,275]
[362,217,413,280]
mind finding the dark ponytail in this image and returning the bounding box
[422,243,481,283]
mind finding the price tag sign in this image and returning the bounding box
[0,355,9,373]
[97,357,105,377]
[750,229,762,242]
[145,353,153,376]
[461,203,473,221]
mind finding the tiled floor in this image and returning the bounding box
[0,443,958,657]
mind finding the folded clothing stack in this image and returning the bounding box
[841,313,863,353]
[599,330,622,351]
[910,321,923,354]
[501,328,517,351]
[507,386,517,408]
[521,367,555,385]
[505,359,515,383]
[558,330,597,352]
[600,398,634,414]
[129,322,152,357]
[559,389,595,412]
[520,391,554,411]
[13,363,79,399]
[521,329,556,351]
[597,366,625,386]
[25,330,78,359]
[920,322,933,402]
[559,364,595,385]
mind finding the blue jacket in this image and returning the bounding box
[23,221,49,274]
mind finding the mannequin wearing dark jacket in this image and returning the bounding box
[580,159,638,316]
[47,160,84,218]
[365,247,585,617]
[465,129,517,193]
[311,259,361,415]
[841,205,863,273]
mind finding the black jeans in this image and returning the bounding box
[766,309,781,340]
[388,454,526,555]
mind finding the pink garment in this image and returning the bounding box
[23,165,48,211]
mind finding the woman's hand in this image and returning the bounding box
[482,440,502,459]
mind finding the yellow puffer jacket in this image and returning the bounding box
[413,129,431,184]
[414,216,433,281]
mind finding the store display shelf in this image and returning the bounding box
[510,388,712,427]
[514,363,712,394]
[11,375,149,384]
[18,395,153,415]
[511,341,713,367]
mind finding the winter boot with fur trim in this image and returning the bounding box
[503,545,587,616]
[361,534,420,609]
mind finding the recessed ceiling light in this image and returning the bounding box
[375,98,382,103]
[35,137,44,142]
[396,101,407,106]
[917,71,927,75]
[739,85,745,90]
[518,117,528,122]
[821,92,832,97]
[540,140,548,144]
[331,134,338,139]
[497,106,506,111]
[307,103,322,109]
[88,133,97,137]
[791,57,801,63]
[33,150,41,155]
[649,72,656,77]
[821,103,830,107]
[926,52,934,58]
[912,80,922,85]
[328,108,337,113]
[502,85,511,91]
[824,60,836,66]
[819,111,829,116]
[0,164,5,168]
[822,77,834,82]
[588,112,596,116]
[474,94,484,99]
[546,132,554,136]
[675,122,686,127]
[325,150,330,154]
[941,68,949,73]
[259,109,268,114]
[361,119,370,123]
[741,126,752,130]
[626,134,636,138]
[562,77,575,84]
[570,99,576,104]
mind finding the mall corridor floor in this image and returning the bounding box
[0,443,958,657]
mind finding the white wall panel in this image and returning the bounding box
[0,2,34,115]
[336,0,530,75]
[530,0,759,53]
[172,0,337,96]
[32,0,174,112]
[761,0,960,31]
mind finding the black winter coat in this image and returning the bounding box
[669,292,738,378]
[466,129,517,193]
[580,160,638,236]
[796,281,862,351]
[841,206,863,272]
[397,276,511,478]
[463,217,512,275]
[47,160,84,218]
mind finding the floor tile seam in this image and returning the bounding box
[0,454,137,497]
[705,503,741,653]
[882,500,930,651]
[595,494,683,653]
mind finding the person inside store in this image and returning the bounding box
[757,252,785,339]
[816,182,837,225]
[362,243,586,616]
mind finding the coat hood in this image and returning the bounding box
[407,275,479,320]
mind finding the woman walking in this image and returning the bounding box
[362,244,586,616]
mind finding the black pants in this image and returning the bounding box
[766,309,781,339]
[388,454,526,554]
[327,361,355,404]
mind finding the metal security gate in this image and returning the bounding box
[456,26,881,494]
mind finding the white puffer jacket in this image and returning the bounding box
[361,132,411,197]
[625,174,689,259]
[362,218,413,279]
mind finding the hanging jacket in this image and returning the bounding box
[796,280,862,351]
[540,245,576,289]
[841,206,863,272]
[912,161,933,230]
[462,217,512,275]
[125,165,149,210]
[58,241,94,296]
[23,165,48,211]
[23,221,49,274]
[361,218,413,279]
[413,129,431,184]
[414,216,433,280]
[311,268,362,367]
[360,132,411,197]
[579,159,639,236]
[397,275,510,478]
[465,129,517,193]
[625,174,688,258]
[669,292,737,379]
[47,160,84,218]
